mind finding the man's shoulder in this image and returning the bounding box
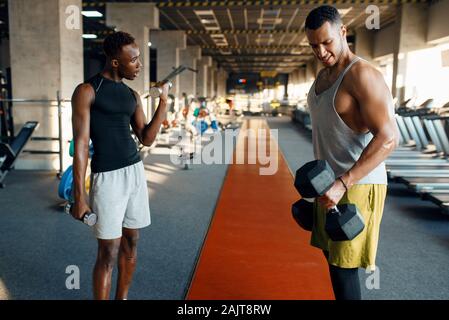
[347,58,383,83]
[72,82,95,103]
[74,82,95,95]
[345,58,385,95]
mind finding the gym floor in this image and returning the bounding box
[1,116,449,300]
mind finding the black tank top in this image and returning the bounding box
[85,73,141,173]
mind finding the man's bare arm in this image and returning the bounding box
[71,83,94,206]
[342,66,400,187]
[131,86,168,146]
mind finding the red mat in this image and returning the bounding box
[187,119,334,300]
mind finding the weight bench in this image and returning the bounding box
[0,121,39,188]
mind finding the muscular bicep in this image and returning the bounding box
[130,91,147,142]
[72,83,94,145]
[352,68,396,136]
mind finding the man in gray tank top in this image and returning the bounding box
[304,6,399,300]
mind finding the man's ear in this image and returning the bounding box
[340,24,347,38]
[111,59,119,68]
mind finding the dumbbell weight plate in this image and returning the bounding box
[291,199,313,231]
[325,204,365,241]
[58,165,73,200]
[294,160,335,198]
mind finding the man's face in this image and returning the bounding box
[306,21,346,67]
[113,43,142,80]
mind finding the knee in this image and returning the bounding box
[123,234,139,251]
[98,245,120,268]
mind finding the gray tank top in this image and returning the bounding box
[307,56,387,185]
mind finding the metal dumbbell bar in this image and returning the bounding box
[149,65,197,98]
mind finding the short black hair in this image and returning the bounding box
[103,31,135,58]
[305,5,342,30]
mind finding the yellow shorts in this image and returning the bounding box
[310,184,387,269]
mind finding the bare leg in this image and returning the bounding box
[93,238,121,300]
[115,228,139,300]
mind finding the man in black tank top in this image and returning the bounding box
[71,31,169,300]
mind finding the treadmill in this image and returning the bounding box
[420,192,449,214]
[387,113,449,178]
[391,113,449,192]
[388,100,443,161]
[387,108,449,171]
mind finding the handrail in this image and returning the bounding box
[1,91,67,176]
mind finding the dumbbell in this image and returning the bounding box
[291,198,313,231]
[291,160,336,232]
[149,65,197,98]
[64,201,97,227]
[293,160,365,241]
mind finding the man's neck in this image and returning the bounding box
[328,48,355,75]
[101,67,122,83]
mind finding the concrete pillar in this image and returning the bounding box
[288,69,298,99]
[299,66,308,99]
[216,67,228,98]
[391,3,429,102]
[215,62,220,97]
[427,0,449,44]
[8,0,83,170]
[208,60,218,98]
[305,60,316,84]
[179,45,201,99]
[106,2,159,94]
[294,69,300,85]
[150,30,186,106]
[355,27,374,62]
[196,56,212,98]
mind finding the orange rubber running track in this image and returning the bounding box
[187,118,334,300]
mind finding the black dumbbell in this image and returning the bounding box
[293,160,365,241]
[290,160,335,232]
[291,199,313,231]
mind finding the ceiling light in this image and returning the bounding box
[82,11,103,18]
[337,8,352,17]
[148,42,152,47]
[195,10,214,15]
[255,38,274,44]
[82,34,97,39]
[257,18,282,25]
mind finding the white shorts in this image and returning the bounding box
[89,161,151,240]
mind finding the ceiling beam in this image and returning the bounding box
[200,45,309,49]
[184,29,303,35]
[212,54,313,58]
[220,62,304,66]
[218,60,310,64]
[227,68,297,71]
[154,0,416,8]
